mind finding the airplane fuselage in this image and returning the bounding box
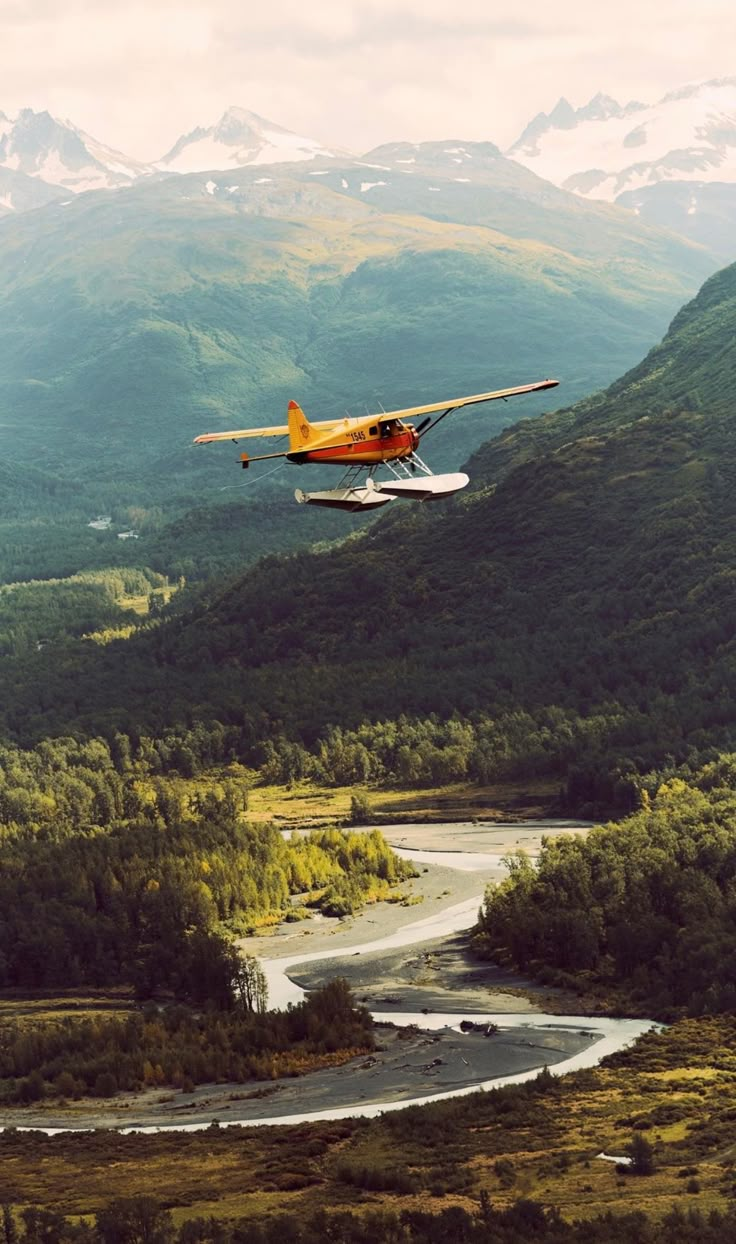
[288,420,419,466]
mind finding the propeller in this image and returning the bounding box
[414,416,433,437]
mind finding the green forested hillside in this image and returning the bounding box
[2,182,736,1244]
[468,257,736,484]
[149,400,736,762]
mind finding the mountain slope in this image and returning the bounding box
[152,398,736,753]
[467,255,736,486]
[301,140,719,268]
[0,165,65,216]
[616,181,736,265]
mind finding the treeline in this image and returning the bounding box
[2,1197,734,1244]
[474,756,736,1017]
[0,979,372,1103]
[0,716,647,853]
[0,714,648,849]
[3,578,734,808]
[0,786,412,993]
[260,712,646,806]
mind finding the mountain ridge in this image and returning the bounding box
[4,78,736,210]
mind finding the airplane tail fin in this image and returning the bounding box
[287,401,314,453]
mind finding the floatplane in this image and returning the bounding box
[194,379,559,511]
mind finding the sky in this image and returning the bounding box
[1,0,735,160]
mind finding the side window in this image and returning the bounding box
[369,425,378,435]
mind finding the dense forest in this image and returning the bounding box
[0,566,172,657]
[0,487,369,588]
[475,756,736,1017]
[0,704,644,830]
[0,803,411,992]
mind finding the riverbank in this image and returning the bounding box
[11,1017,599,1131]
[254,819,589,966]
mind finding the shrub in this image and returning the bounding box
[94,1071,118,1098]
[627,1133,655,1175]
[348,792,375,824]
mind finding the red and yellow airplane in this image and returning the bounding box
[194,378,558,511]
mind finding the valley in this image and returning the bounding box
[3,74,736,1242]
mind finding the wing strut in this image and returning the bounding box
[416,405,458,441]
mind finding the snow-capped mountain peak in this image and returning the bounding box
[0,108,155,193]
[507,78,736,201]
[157,107,348,173]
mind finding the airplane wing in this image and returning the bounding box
[194,419,341,444]
[194,381,558,443]
[378,379,559,423]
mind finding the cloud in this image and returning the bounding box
[0,0,735,158]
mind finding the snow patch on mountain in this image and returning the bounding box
[0,163,67,215]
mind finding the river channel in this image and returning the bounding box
[5,820,656,1134]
